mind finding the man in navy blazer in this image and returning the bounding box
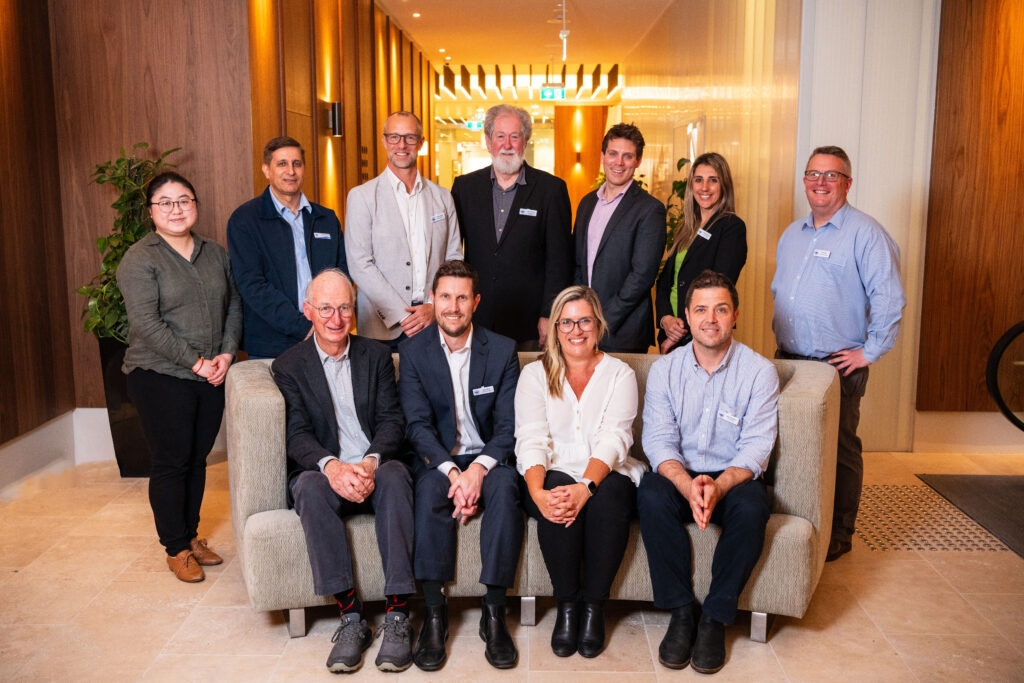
[574,123,666,353]
[228,136,348,358]
[451,104,572,348]
[272,269,415,673]
[397,260,523,671]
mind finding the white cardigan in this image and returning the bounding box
[514,354,647,486]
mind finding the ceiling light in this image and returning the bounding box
[439,48,445,53]
[412,12,421,18]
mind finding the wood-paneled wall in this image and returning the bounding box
[49,0,254,408]
[554,105,608,217]
[0,0,75,444]
[918,0,1024,410]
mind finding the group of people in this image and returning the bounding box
[115,101,905,676]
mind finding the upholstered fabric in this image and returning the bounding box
[225,351,838,620]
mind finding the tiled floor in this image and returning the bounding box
[1,451,1023,681]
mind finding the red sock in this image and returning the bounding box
[385,593,409,616]
[334,588,362,616]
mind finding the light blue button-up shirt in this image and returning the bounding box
[771,203,905,363]
[312,335,374,471]
[642,340,779,478]
[268,190,314,309]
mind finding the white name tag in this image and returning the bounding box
[313,232,331,240]
[718,410,740,425]
[472,385,495,396]
[431,213,445,223]
[813,249,831,258]
[697,229,712,240]
[519,208,538,217]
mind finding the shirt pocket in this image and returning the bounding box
[715,403,743,445]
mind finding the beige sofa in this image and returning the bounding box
[225,353,839,641]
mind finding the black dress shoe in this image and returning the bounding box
[478,599,519,669]
[577,601,605,658]
[658,603,697,669]
[826,538,852,562]
[412,603,448,671]
[550,601,579,657]
[691,615,726,674]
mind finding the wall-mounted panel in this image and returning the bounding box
[554,105,608,217]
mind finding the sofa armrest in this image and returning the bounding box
[225,359,288,551]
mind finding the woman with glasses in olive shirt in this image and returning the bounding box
[117,171,242,583]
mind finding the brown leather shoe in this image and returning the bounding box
[167,549,205,582]
[189,538,223,566]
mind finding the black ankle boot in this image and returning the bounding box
[658,603,697,669]
[577,601,605,658]
[691,615,726,674]
[479,599,518,669]
[412,603,448,671]
[550,601,578,657]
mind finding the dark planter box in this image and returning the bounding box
[98,338,151,477]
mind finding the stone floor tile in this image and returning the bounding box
[163,605,289,656]
[889,633,1024,680]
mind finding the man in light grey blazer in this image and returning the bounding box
[345,112,463,351]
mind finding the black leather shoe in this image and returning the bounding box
[691,615,726,674]
[658,603,697,669]
[826,537,852,562]
[550,601,578,657]
[479,599,519,669]
[577,601,605,658]
[412,603,448,671]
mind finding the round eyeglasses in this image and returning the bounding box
[556,317,595,333]
[150,198,197,213]
[314,304,354,318]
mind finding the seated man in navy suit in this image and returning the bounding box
[271,269,415,674]
[397,260,523,671]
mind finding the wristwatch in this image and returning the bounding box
[580,477,598,496]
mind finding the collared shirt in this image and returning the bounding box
[312,334,376,471]
[384,165,428,302]
[268,190,314,309]
[490,165,527,239]
[436,327,497,477]
[515,354,647,485]
[771,203,905,363]
[586,181,629,284]
[642,340,779,478]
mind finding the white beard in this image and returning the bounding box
[492,151,524,175]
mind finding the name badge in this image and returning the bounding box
[813,249,831,258]
[431,213,445,223]
[697,228,712,240]
[519,208,538,217]
[718,409,740,425]
[313,232,331,240]
[472,385,495,396]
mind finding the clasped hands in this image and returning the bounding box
[533,482,590,528]
[448,464,487,524]
[683,474,724,531]
[325,457,377,503]
[195,353,234,386]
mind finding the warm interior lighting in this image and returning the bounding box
[412,12,421,18]
[327,102,342,136]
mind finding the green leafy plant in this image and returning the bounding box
[76,143,179,342]
[664,157,690,257]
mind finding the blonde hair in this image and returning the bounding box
[669,152,736,255]
[541,286,607,398]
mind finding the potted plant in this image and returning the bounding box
[77,143,179,476]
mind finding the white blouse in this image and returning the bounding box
[514,354,647,486]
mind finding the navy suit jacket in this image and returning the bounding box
[397,323,520,471]
[271,335,405,483]
[574,182,667,353]
[451,164,573,342]
[227,187,348,357]
[655,212,747,349]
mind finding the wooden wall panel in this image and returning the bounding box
[281,0,317,194]
[314,0,343,215]
[918,0,1024,410]
[373,7,390,174]
[553,105,608,218]
[0,0,75,444]
[248,0,285,194]
[49,0,253,408]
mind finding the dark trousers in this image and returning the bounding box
[127,369,224,556]
[380,332,409,353]
[776,350,868,544]
[413,457,523,588]
[290,459,416,597]
[637,471,770,624]
[520,470,636,603]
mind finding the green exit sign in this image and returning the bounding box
[540,87,565,101]
[466,121,483,131]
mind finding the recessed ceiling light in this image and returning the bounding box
[445,56,451,61]
[412,12,421,18]
[439,48,446,53]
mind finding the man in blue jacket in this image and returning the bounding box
[228,136,348,357]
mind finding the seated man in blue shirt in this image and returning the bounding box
[638,270,779,675]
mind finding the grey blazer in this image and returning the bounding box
[344,171,463,340]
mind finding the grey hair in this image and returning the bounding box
[384,111,423,138]
[484,104,532,142]
[304,268,355,302]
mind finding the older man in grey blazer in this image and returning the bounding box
[345,112,463,350]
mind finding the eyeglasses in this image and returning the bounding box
[383,133,421,145]
[150,198,196,213]
[313,303,354,318]
[556,317,595,333]
[803,170,850,183]
[490,133,523,144]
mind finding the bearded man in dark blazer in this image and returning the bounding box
[451,104,573,350]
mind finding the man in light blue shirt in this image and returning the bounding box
[772,145,905,562]
[639,270,779,675]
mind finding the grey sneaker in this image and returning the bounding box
[326,612,372,673]
[374,611,413,672]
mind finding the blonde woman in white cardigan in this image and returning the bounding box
[515,285,646,660]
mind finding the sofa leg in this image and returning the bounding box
[749,611,772,642]
[287,608,308,638]
[520,596,536,626]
